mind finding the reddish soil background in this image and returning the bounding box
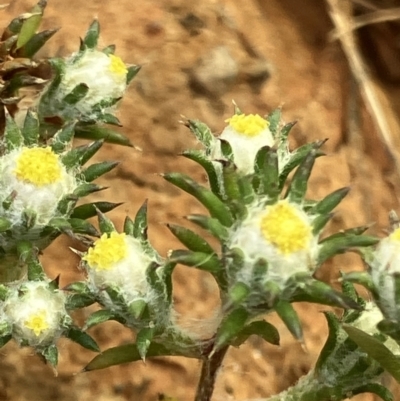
[1,1,400,400]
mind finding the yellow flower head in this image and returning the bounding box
[24,310,49,336]
[225,114,270,137]
[14,147,62,187]
[83,232,128,270]
[109,54,128,76]
[260,200,312,255]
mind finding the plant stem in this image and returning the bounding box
[194,345,229,401]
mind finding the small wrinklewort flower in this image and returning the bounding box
[212,113,274,174]
[3,281,68,347]
[229,199,317,286]
[82,232,155,305]
[0,146,77,226]
[59,50,128,115]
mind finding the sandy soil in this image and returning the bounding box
[1,0,400,400]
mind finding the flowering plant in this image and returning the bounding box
[0,2,400,401]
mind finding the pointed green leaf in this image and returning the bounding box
[84,342,182,371]
[62,140,103,169]
[279,121,297,141]
[127,65,141,84]
[41,344,58,367]
[133,200,148,240]
[315,311,341,374]
[100,113,121,126]
[278,141,325,190]
[319,225,372,243]
[312,213,333,235]
[123,215,135,236]
[286,150,316,203]
[163,173,233,227]
[254,146,279,200]
[50,123,76,153]
[67,327,100,352]
[312,187,350,215]
[318,234,379,265]
[222,162,243,202]
[85,310,117,329]
[186,214,228,241]
[16,2,44,49]
[128,299,147,320]
[185,119,214,148]
[351,383,393,401]
[377,319,400,343]
[169,250,220,273]
[96,210,115,234]
[265,108,281,138]
[18,27,59,58]
[102,44,115,55]
[21,109,40,146]
[83,20,100,49]
[167,224,215,254]
[220,139,233,161]
[214,307,249,351]
[343,324,400,382]
[73,183,105,197]
[69,218,99,236]
[233,320,280,346]
[229,282,251,305]
[0,335,12,348]
[136,327,155,360]
[75,125,133,147]
[82,161,119,182]
[66,293,95,309]
[275,300,303,341]
[4,109,23,151]
[71,201,122,220]
[63,83,89,105]
[182,149,222,197]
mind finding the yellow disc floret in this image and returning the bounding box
[24,310,49,336]
[109,54,128,76]
[83,232,128,270]
[14,147,62,187]
[225,114,269,137]
[260,201,312,255]
[390,228,400,242]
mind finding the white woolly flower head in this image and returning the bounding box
[229,199,318,288]
[211,113,274,175]
[82,232,156,307]
[0,146,77,226]
[59,49,128,115]
[3,281,68,347]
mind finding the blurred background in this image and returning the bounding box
[1,0,400,400]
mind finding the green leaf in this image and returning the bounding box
[102,44,115,55]
[67,327,100,352]
[100,113,121,126]
[0,335,12,348]
[274,300,303,341]
[136,327,155,360]
[128,299,147,320]
[127,65,141,84]
[315,311,341,374]
[214,307,249,351]
[168,250,221,273]
[220,139,233,161]
[63,83,89,105]
[71,201,122,220]
[69,218,99,236]
[41,344,58,367]
[84,342,186,371]
[351,383,393,401]
[62,140,103,169]
[229,282,251,305]
[82,161,119,182]
[185,119,214,148]
[254,146,279,201]
[318,234,379,265]
[85,310,118,329]
[16,0,45,49]
[163,173,233,227]
[182,150,222,197]
[265,108,281,138]
[286,150,317,204]
[21,109,39,146]
[73,183,105,197]
[97,210,116,234]
[123,215,135,236]
[83,19,100,49]
[312,213,333,235]
[66,293,95,309]
[133,200,148,241]
[50,123,76,154]
[343,324,400,383]
[4,109,23,151]
[377,319,400,343]
[75,125,133,147]
[186,214,229,241]
[18,28,59,58]
[167,224,215,254]
[232,320,280,346]
[311,187,350,215]
[222,162,244,205]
